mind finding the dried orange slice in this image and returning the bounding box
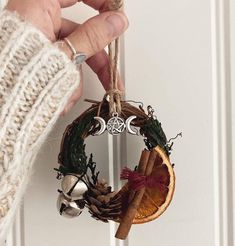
[117,146,175,224]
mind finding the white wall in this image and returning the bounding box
[0,0,234,246]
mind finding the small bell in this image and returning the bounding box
[61,174,88,200]
[57,193,85,218]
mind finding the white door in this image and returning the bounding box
[2,0,235,246]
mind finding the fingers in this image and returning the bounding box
[67,11,128,59]
[60,18,124,91]
[60,49,124,116]
[47,0,62,38]
[58,11,128,115]
[58,0,78,8]
[60,18,78,38]
[59,0,109,11]
[86,50,124,91]
[86,50,109,90]
[78,0,108,11]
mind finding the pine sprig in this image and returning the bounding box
[140,118,171,155]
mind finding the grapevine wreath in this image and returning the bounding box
[54,0,177,240]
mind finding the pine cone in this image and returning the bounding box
[84,179,122,222]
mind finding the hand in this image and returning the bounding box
[6,0,129,115]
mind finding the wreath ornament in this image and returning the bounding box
[55,99,176,239]
[55,0,176,240]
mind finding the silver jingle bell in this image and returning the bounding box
[61,174,88,200]
[57,193,85,218]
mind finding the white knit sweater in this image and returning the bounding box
[0,10,81,241]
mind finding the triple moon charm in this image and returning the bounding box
[94,114,138,136]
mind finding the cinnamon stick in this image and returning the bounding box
[115,149,157,240]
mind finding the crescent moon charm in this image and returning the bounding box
[126,116,138,135]
[93,117,106,136]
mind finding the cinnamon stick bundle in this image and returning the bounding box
[115,149,157,240]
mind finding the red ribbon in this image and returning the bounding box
[120,167,160,191]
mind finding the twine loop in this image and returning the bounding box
[106,0,123,116]
[104,89,123,115]
[95,0,124,117]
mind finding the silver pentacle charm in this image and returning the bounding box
[106,113,126,135]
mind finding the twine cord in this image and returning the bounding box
[104,0,123,115]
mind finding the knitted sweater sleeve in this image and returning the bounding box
[0,10,81,240]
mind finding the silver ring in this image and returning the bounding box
[63,38,87,66]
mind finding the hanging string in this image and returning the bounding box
[104,0,124,115]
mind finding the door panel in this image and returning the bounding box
[125,1,214,245]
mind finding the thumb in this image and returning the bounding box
[64,11,128,59]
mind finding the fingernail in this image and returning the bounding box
[106,13,128,36]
